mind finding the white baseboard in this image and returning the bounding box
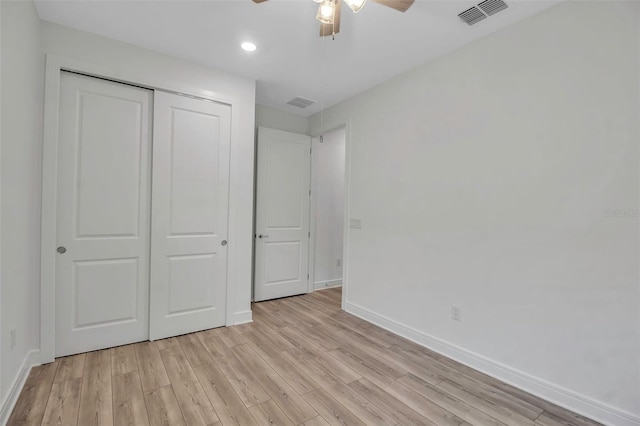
[230,310,253,326]
[314,279,342,290]
[0,350,41,425]
[344,301,639,426]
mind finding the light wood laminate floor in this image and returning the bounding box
[8,287,601,426]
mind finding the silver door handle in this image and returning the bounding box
[258,234,270,239]
[57,246,66,254]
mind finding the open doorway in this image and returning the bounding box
[309,127,346,292]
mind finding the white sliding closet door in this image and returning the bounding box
[149,91,231,340]
[55,72,152,357]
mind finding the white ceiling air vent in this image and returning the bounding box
[287,97,316,109]
[459,0,508,26]
[458,6,487,26]
[478,0,508,16]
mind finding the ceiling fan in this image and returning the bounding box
[251,0,415,37]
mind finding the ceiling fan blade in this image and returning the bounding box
[320,0,341,37]
[372,0,415,12]
[252,0,269,3]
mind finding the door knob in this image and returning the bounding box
[221,240,227,246]
[258,234,270,239]
[57,246,66,254]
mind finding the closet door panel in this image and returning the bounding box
[55,72,152,357]
[150,91,231,340]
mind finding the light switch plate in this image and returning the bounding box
[349,218,362,229]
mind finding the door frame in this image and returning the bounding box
[40,54,248,363]
[307,126,347,294]
[308,123,351,311]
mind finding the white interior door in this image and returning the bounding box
[149,91,230,340]
[55,72,152,357]
[255,127,311,301]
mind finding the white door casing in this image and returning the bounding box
[149,91,231,340]
[55,72,152,357]
[254,127,311,302]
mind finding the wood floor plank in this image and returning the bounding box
[228,322,255,335]
[251,302,295,329]
[177,333,214,368]
[334,310,411,348]
[389,344,544,420]
[231,344,318,424]
[300,325,341,352]
[53,353,86,383]
[78,349,113,426]
[273,298,323,328]
[206,326,246,348]
[438,378,537,426]
[283,349,395,426]
[111,344,137,376]
[194,362,259,426]
[7,363,58,426]
[534,411,602,426]
[292,298,398,350]
[535,412,572,426]
[41,378,82,426]
[512,394,602,426]
[159,345,199,383]
[325,326,408,380]
[249,321,296,352]
[303,416,331,426]
[248,400,295,426]
[134,341,171,392]
[327,346,396,388]
[373,345,445,386]
[310,288,340,305]
[144,385,186,426]
[198,331,271,407]
[244,329,319,395]
[278,326,362,384]
[329,347,464,426]
[398,373,507,426]
[113,371,150,426]
[302,388,366,426]
[154,336,180,351]
[349,378,435,426]
[277,326,321,357]
[159,345,218,425]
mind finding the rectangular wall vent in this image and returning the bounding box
[458,6,487,26]
[478,0,508,16]
[287,97,316,108]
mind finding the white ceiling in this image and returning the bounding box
[35,0,559,117]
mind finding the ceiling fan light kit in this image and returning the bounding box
[252,0,414,37]
[316,0,336,24]
[344,0,367,13]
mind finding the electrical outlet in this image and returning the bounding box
[451,305,462,321]
[10,328,16,349]
[336,258,342,267]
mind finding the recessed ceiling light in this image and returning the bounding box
[241,42,257,52]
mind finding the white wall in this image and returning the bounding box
[309,2,639,424]
[0,0,44,406]
[312,127,345,288]
[0,0,3,402]
[256,104,309,135]
[40,21,256,332]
